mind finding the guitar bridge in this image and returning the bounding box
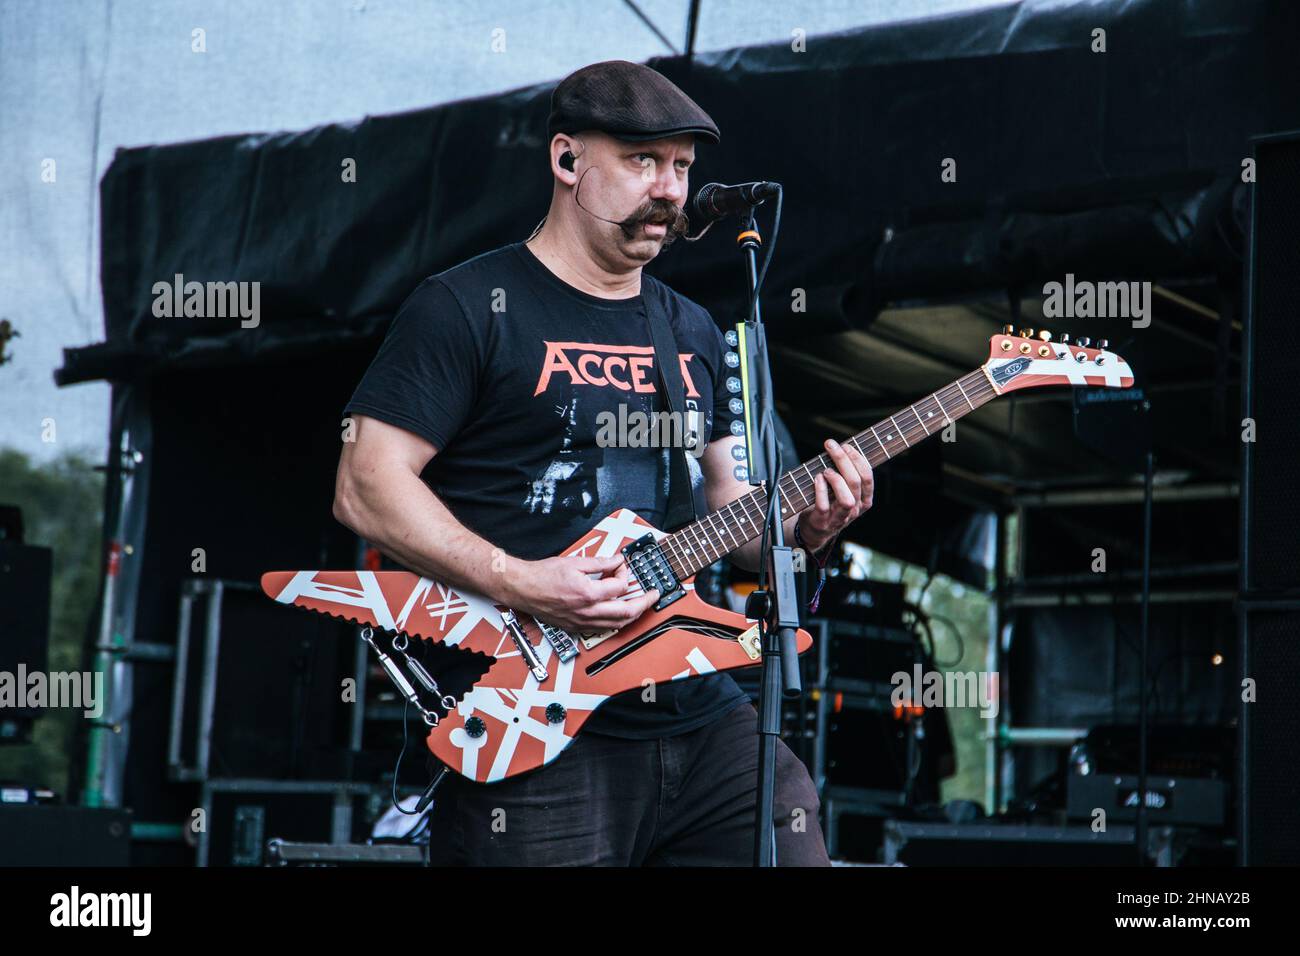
[621,533,685,612]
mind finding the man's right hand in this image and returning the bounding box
[503,553,660,634]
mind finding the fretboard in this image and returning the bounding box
[657,367,997,578]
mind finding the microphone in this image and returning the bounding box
[691,181,781,226]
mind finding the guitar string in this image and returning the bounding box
[661,374,993,570]
[652,370,997,576]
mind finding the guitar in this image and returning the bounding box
[261,328,1133,783]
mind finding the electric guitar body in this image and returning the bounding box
[262,508,801,784]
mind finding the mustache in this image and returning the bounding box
[618,199,690,245]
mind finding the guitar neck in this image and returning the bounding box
[658,367,998,578]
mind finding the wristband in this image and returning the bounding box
[794,517,836,568]
[793,517,838,613]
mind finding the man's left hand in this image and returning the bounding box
[800,438,874,552]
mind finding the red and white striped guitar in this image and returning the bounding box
[262,329,1133,783]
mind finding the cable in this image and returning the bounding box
[847,552,870,579]
[904,604,936,661]
[917,568,936,606]
[746,189,785,598]
[573,165,645,226]
[926,612,967,669]
[755,186,782,294]
[569,154,692,243]
[390,699,421,815]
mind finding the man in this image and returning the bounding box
[333,60,874,865]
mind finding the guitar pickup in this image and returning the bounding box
[621,533,684,612]
[501,609,548,683]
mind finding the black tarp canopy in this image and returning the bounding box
[58,0,1300,586]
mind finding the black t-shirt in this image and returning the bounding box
[343,241,750,738]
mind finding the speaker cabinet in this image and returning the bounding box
[1239,130,1300,866]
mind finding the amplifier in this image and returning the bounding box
[820,696,953,803]
[816,577,907,628]
[1066,773,1227,828]
[822,625,920,691]
[0,805,131,866]
[1240,130,1300,865]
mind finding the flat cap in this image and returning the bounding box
[548,60,720,146]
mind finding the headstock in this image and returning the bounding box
[984,325,1134,394]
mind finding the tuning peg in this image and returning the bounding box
[1036,330,1052,341]
[1097,338,1109,349]
[1018,328,1035,338]
[1001,324,1015,335]
[1059,332,1071,344]
[1077,337,1091,347]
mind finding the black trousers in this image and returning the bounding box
[427,701,831,866]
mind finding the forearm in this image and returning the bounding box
[334,466,525,606]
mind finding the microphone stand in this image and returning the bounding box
[731,206,803,867]
[1136,448,1154,864]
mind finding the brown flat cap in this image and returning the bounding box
[548,59,720,146]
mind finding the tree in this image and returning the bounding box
[0,449,103,794]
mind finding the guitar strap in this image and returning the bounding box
[641,284,704,532]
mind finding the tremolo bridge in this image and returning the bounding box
[537,619,578,662]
